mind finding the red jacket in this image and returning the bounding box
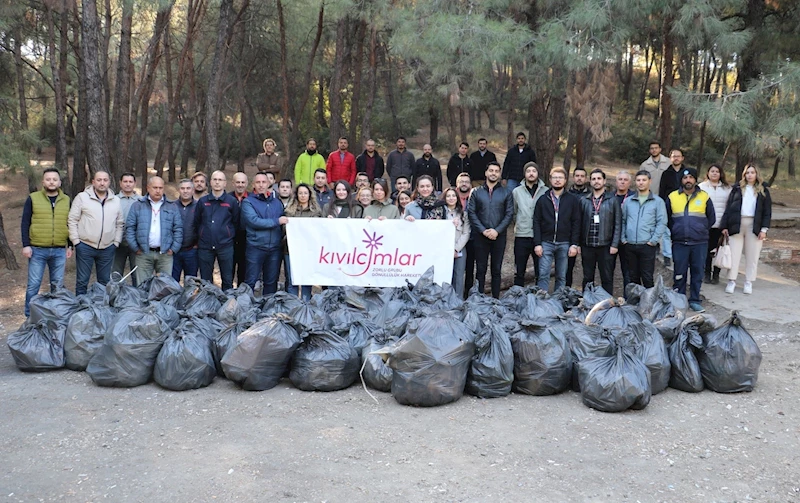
[326,150,356,185]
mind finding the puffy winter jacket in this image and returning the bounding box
[294,151,326,186]
[512,179,548,238]
[698,181,732,228]
[666,188,715,245]
[467,183,514,235]
[621,192,668,245]
[533,189,582,246]
[579,191,622,248]
[68,187,124,249]
[125,196,183,254]
[326,150,356,185]
[194,191,240,250]
[719,184,772,236]
[241,192,285,250]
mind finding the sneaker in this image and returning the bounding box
[689,302,705,313]
[725,280,736,294]
[663,257,672,268]
[743,281,753,294]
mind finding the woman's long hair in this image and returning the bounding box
[441,187,463,215]
[372,178,390,203]
[411,175,435,200]
[739,164,765,196]
[395,189,412,213]
[326,180,356,217]
[285,183,320,216]
[705,164,729,187]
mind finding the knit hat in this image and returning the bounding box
[681,167,698,180]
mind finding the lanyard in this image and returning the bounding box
[592,195,603,214]
[550,192,560,222]
[152,202,162,220]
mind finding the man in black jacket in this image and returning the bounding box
[502,132,536,192]
[413,144,442,192]
[534,167,582,292]
[446,142,471,187]
[566,166,589,287]
[579,169,621,294]
[467,162,514,298]
[355,139,385,181]
[468,138,497,186]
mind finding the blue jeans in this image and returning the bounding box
[451,252,466,298]
[198,246,234,291]
[113,243,138,286]
[672,243,705,303]
[75,243,115,296]
[505,179,521,192]
[246,247,282,294]
[172,248,199,282]
[25,247,67,317]
[662,227,672,259]
[284,254,312,300]
[537,241,570,292]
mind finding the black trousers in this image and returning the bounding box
[611,243,630,293]
[474,233,507,298]
[582,245,615,295]
[566,254,577,288]
[233,231,247,287]
[626,243,657,289]
[464,240,476,298]
[514,237,539,287]
[705,227,723,274]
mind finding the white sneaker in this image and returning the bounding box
[725,281,736,294]
[743,281,753,294]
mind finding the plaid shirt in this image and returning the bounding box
[587,195,602,247]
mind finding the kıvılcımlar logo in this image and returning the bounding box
[317,229,422,277]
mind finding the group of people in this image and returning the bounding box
[21,135,772,317]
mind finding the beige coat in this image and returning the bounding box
[68,187,124,249]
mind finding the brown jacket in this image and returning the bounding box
[256,152,285,177]
[68,187,124,249]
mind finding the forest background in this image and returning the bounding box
[0,0,798,199]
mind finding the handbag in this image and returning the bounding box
[712,235,732,270]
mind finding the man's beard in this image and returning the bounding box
[307,149,317,155]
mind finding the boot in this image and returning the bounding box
[703,271,712,284]
[711,267,720,285]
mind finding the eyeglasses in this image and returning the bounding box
[374,177,386,183]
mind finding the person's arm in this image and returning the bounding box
[529,147,537,164]
[761,188,772,232]
[533,197,543,246]
[501,149,510,180]
[347,155,356,185]
[454,215,470,252]
[231,196,241,231]
[611,200,622,249]
[125,205,139,251]
[569,197,582,247]
[114,202,124,247]
[434,160,443,192]
[620,202,628,244]
[170,208,183,253]
[411,159,420,188]
[495,191,515,234]
[467,191,486,234]
[67,193,82,245]
[241,199,281,230]
[21,197,33,248]
[385,152,394,178]
[325,153,334,177]
[653,198,668,244]
[705,196,716,230]
[375,156,385,179]
[294,156,305,186]
[665,193,674,230]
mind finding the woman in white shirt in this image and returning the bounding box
[720,164,772,294]
[698,164,732,284]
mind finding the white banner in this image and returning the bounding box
[286,218,455,287]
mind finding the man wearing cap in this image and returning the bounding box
[665,167,715,312]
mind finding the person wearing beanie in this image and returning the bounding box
[665,166,715,312]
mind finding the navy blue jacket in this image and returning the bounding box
[175,198,198,249]
[125,196,183,254]
[194,192,240,250]
[240,192,285,250]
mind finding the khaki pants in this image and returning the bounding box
[135,250,174,284]
[727,217,763,282]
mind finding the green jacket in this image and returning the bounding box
[363,199,400,220]
[512,179,548,238]
[294,151,326,186]
[28,189,70,247]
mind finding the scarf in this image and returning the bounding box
[418,195,446,220]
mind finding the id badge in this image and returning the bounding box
[593,214,600,224]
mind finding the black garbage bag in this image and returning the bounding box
[360,330,397,392]
[154,330,216,391]
[182,283,226,317]
[7,320,66,371]
[64,299,115,370]
[105,274,145,309]
[630,320,671,394]
[336,318,379,356]
[653,311,685,345]
[577,334,652,412]
[343,286,392,313]
[289,302,332,332]
[461,309,484,334]
[159,292,182,308]
[177,315,225,342]
[222,316,302,391]
[584,298,643,328]
[581,282,613,309]
[308,287,345,312]
[520,291,565,319]
[217,294,256,326]
[370,299,411,339]
[638,275,688,321]
[213,320,254,376]
[466,288,504,318]
[499,285,527,313]
[86,306,171,387]
[682,312,718,335]
[668,326,704,392]
[568,324,616,391]
[290,330,360,392]
[385,312,475,407]
[510,319,572,395]
[552,286,583,311]
[409,266,436,293]
[150,302,181,329]
[698,311,761,393]
[139,273,182,301]
[329,307,368,327]
[28,286,79,325]
[223,282,256,303]
[465,322,514,398]
[261,291,304,316]
[85,282,108,304]
[625,283,647,305]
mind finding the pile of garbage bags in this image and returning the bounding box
[6,270,762,412]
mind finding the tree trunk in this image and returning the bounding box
[563,118,576,174]
[458,106,467,144]
[46,3,68,175]
[768,155,780,186]
[528,75,567,177]
[348,20,366,146]
[380,42,401,139]
[317,77,328,128]
[102,0,112,136]
[329,17,352,151]
[159,22,176,180]
[13,27,28,130]
[506,76,517,148]
[81,0,111,179]
[429,106,438,147]
[787,141,796,179]
[360,26,378,146]
[659,16,675,150]
[697,120,707,167]
[70,16,88,197]
[0,210,20,271]
[180,1,201,178]
[111,0,133,180]
[635,45,653,122]
[204,0,234,174]
[575,120,585,169]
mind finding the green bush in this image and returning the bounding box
[602,119,655,165]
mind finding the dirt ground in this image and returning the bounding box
[2,167,800,502]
